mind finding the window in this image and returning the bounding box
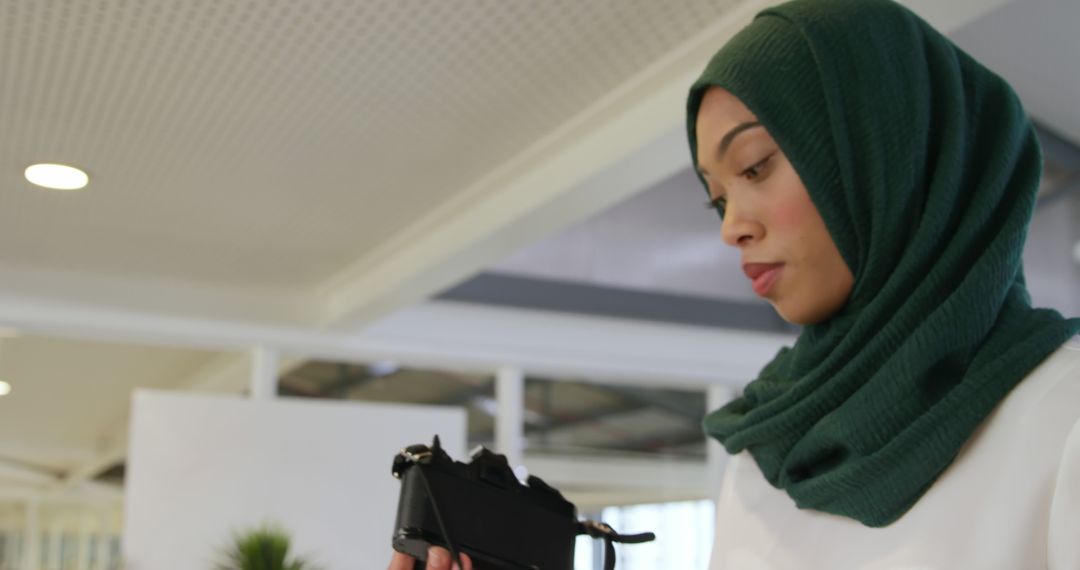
[574,500,715,570]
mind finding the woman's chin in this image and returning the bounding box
[773,299,822,326]
[775,308,806,326]
[774,296,848,326]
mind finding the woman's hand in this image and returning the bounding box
[388,547,473,570]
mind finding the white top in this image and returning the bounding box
[709,336,1080,570]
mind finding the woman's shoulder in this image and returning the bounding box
[979,335,1080,443]
[1049,333,1080,356]
[1004,335,1080,411]
[1029,334,1079,379]
[950,335,1080,490]
[707,337,1080,569]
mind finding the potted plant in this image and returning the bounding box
[215,522,321,570]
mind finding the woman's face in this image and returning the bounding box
[694,87,854,325]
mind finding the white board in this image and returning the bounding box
[122,390,466,570]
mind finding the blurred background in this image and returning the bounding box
[0,0,1076,568]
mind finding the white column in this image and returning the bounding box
[250,346,280,400]
[75,510,91,570]
[46,518,63,570]
[2,509,17,570]
[92,510,111,570]
[706,385,737,500]
[22,497,40,570]
[495,366,525,469]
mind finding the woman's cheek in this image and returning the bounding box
[769,199,809,230]
[765,193,816,242]
[766,173,824,257]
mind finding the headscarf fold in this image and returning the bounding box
[686,0,1080,527]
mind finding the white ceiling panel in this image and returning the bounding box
[0,0,742,292]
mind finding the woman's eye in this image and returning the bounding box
[704,194,727,211]
[741,155,773,180]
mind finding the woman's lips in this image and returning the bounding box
[743,263,785,296]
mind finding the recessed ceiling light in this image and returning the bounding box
[0,382,10,397]
[24,163,89,191]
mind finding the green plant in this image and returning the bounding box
[214,522,321,570]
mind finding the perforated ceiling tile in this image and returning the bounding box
[0,0,742,290]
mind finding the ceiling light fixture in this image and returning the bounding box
[24,163,89,191]
[0,381,10,397]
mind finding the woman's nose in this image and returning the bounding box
[720,201,762,247]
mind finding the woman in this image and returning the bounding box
[695,0,1079,567]
[392,0,1080,568]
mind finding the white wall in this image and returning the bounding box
[122,391,466,570]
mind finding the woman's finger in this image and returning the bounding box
[387,546,471,570]
[387,551,415,570]
[425,546,474,570]
[426,546,450,569]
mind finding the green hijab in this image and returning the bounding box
[687,0,1080,527]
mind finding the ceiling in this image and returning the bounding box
[0,0,743,323]
[0,0,1075,505]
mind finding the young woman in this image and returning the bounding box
[391,0,1080,568]
[693,0,1079,567]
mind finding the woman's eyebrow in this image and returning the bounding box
[696,120,763,176]
[715,121,763,160]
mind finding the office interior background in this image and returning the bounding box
[0,0,1077,568]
